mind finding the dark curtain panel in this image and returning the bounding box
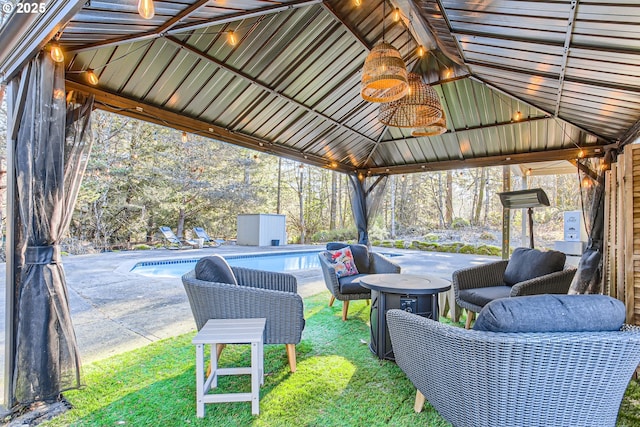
[12,53,94,406]
[568,157,608,295]
[348,174,388,245]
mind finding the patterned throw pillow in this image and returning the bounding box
[327,247,359,278]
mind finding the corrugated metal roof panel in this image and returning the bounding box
[24,0,627,175]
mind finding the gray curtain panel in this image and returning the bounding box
[348,174,388,245]
[568,157,607,295]
[12,52,94,405]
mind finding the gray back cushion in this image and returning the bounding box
[349,244,371,274]
[195,255,238,285]
[473,294,626,333]
[503,247,566,286]
[326,242,370,273]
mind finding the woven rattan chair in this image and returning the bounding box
[318,243,400,321]
[182,267,305,372]
[387,309,640,427]
[453,248,577,328]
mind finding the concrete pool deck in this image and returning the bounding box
[0,244,498,373]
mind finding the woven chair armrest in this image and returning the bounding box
[318,253,340,295]
[510,268,577,296]
[232,266,298,293]
[182,272,304,344]
[452,260,508,292]
[370,253,402,274]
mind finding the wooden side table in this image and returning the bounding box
[192,318,266,417]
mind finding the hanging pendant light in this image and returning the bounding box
[378,72,442,128]
[361,42,409,103]
[138,0,155,19]
[412,110,447,137]
[50,42,64,63]
[86,69,99,85]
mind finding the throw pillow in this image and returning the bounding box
[195,255,238,285]
[503,247,566,286]
[327,247,359,278]
[473,294,626,333]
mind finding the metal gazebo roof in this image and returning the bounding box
[1,0,638,175]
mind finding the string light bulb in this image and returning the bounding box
[354,0,362,6]
[181,132,188,143]
[417,45,425,57]
[526,168,532,176]
[227,30,237,46]
[86,69,99,85]
[581,175,593,189]
[578,149,585,158]
[138,0,154,19]
[392,8,401,22]
[50,42,64,63]
[514,111,522,121]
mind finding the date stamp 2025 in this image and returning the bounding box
[2,1,46,15]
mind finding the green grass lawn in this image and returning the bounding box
[41,292,640,426]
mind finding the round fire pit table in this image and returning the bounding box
[360,273,451,360]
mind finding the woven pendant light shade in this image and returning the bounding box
[361,42,409,103]
[378,73,442,128]
[412,111,447,136]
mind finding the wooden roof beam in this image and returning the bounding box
[380,116,551,144]
[66,79,356,174]
[165,36,379,145]
[365,145,611,176]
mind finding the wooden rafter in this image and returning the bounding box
[366,145,609,176]
[164,36,378,145]
[65,79,356,174]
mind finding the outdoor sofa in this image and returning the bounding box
[387,294,640,427]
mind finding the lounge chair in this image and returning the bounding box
[182,255,305,372]
[159,226,198,249]
[193,227,223,247]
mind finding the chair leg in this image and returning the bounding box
[465,311,476,329]
[216,343,226,360]
[286,344,297,373]
[414,390,425,413]
[342,300,349,321]
[329,295,335,307]
[366,299,370,306]
[206,343,227,377]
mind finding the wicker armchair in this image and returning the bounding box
[318,243,400,321]
[387,309,640,427]
[182,267,305,372]
[453,248,576,328]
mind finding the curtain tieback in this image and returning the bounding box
[25,245,61,265]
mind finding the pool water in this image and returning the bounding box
[131,250,323,278]
[131,250,401,278]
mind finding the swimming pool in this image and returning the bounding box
[130,250,400,278]
[131,250,324,278]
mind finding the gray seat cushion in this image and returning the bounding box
[473,294,626,333]
[338,274,370,295]
[458,286,512,308]
[195,255,238,285]
[503,247,566,286]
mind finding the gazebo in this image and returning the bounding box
[0,0,639,415]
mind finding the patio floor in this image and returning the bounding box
[0,244,497,400]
